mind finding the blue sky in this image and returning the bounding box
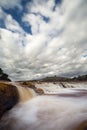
[1,0,62,34]
[0,0,87,81]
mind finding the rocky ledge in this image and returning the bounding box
[0,82,19,119]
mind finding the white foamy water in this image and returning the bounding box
[0,82,87,130]
[35,82,87,94]
[0,90,87,130]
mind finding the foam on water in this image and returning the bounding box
[0,88,87,130]
[35,82,87,94]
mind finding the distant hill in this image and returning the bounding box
[38,76,70,82]
[0,68,11,81]
[72,74,87,81]
[37,75,87,82]
[18,74,87,83]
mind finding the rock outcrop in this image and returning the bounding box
[0,82,19,119]
[20,81,44,95]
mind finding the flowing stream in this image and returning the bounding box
[0,82,87,130]
[35,82,87,94]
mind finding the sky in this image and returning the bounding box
[0,0,87,81]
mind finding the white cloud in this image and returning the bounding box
[0,0,22,10]
[5,14,24,33]
[0,8,26,80]
[0,0,87,80]
[0,7,24,33]
[0,28,23,66]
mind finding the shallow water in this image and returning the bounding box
[0,87,87,130]
[35,82,87,94]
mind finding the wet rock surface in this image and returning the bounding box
[20,81,44,95]
[0,82,19,119]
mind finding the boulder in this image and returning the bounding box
[0,83,19,119]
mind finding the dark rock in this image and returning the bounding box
[22,81,36,89]
[0,83,19,119]
[21,81,44,95]
[36,88,44,95]
[0,68,11,81]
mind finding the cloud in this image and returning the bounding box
[0,7,24,33]
[0,8,26,80]
[0,0,22,10]
[0,28,23,68]
[0,0,87,80]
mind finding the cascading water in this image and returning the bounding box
[0,88,87,130]
[35,82,87,94]
[0,81,87,130]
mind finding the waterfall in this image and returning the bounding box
[0,81,87,130]
[35,82,87,94]
[12,82,36,102]
[0,88,87,130]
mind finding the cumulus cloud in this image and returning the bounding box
[0,0,87,80]
[0,7,26,80]
[0,7,24,33]
[0,0,22,10]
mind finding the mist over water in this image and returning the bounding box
[0,83,87,130]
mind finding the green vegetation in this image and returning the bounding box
[0,68,11,81]
[73,75,87,81]
[38,75,87,82]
